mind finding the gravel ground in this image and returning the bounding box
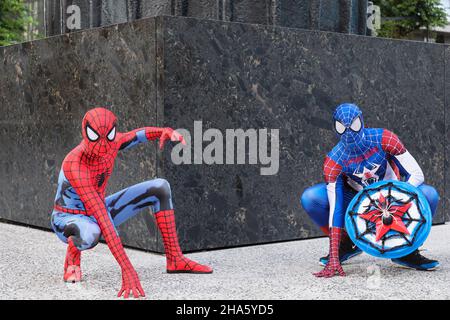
[0,221,449,300]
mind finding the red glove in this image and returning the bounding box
[314,227,346,278]
[159,128,185,150]
[118,267,145,299]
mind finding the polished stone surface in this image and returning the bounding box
[0,18,162,252]
[158,16,447,250]
[445,45,450,223]
[0,16,447,253]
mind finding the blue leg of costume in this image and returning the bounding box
[391,184,440,270]
[300,183,356,233]
[418,184,439,218]
[300,183,361,264]
[51,178,173,250]
[51,212,101,251]
[107,178,173,227]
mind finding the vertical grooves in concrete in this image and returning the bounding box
[155,17,165,179]
[40,0,368,36]
[269,0,278,26]
[310,0,321,30]
[339,0,351,33]
[357,0,368,35]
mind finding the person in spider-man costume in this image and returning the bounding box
[50,107,212,298]
[300,103,440,277]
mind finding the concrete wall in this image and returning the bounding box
[33,0,368,37]
[0,16,447,252]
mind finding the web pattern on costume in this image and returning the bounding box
[53,107,212,295]
[155,210,210,272]
[347,182,427,254]
[62,108,148,275]
[333,104,362,125]
[324,128,405,186]
[56,108,170,295]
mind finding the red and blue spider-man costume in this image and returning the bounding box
[51,107,212,298]
[301,103,439,277]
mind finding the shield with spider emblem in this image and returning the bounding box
[345,180,432,259]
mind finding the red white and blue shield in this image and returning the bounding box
[345,180,432,259]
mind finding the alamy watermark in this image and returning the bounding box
[367,3,381,33]
[66,5,81,30]
[171,121,280,176]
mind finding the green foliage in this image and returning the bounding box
[372,0,448,40]
[0,0,34,46]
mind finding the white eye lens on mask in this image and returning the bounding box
[350,117,362,132]
[86,125,99,142]
[107,126,116,141]
[335,121,346,134]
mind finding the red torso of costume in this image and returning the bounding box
[64,144,117,205]
[54,108,165,215]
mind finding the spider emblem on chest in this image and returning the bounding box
[95,169,110,188]
[353,163,381,186]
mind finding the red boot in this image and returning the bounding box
[64,237,82,282]
[155,210,213,274]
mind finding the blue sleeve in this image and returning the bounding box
[119,129,148,151]
[329,175,346,228]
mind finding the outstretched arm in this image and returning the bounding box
[381,129,424,186]
[63,160,144,298]
[118,127,185,151]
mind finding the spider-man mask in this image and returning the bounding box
[81,107,117,156]
[333,103,365,149]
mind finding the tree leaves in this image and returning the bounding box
[372,0,448,40]
[0,0,34,46]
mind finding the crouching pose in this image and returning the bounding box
[51,107,212,298]
[300,103,439,278]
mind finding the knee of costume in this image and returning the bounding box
[107,178,174,227]
[52,212,101,251]
[64,220,101,251]
[300,183,329,228]
[146,178,173,212]
[418,184,440,217]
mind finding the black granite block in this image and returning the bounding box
[0,16,447,253]
[382,41,446,224]
[0,18,162,252]
[157,16,447,251]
